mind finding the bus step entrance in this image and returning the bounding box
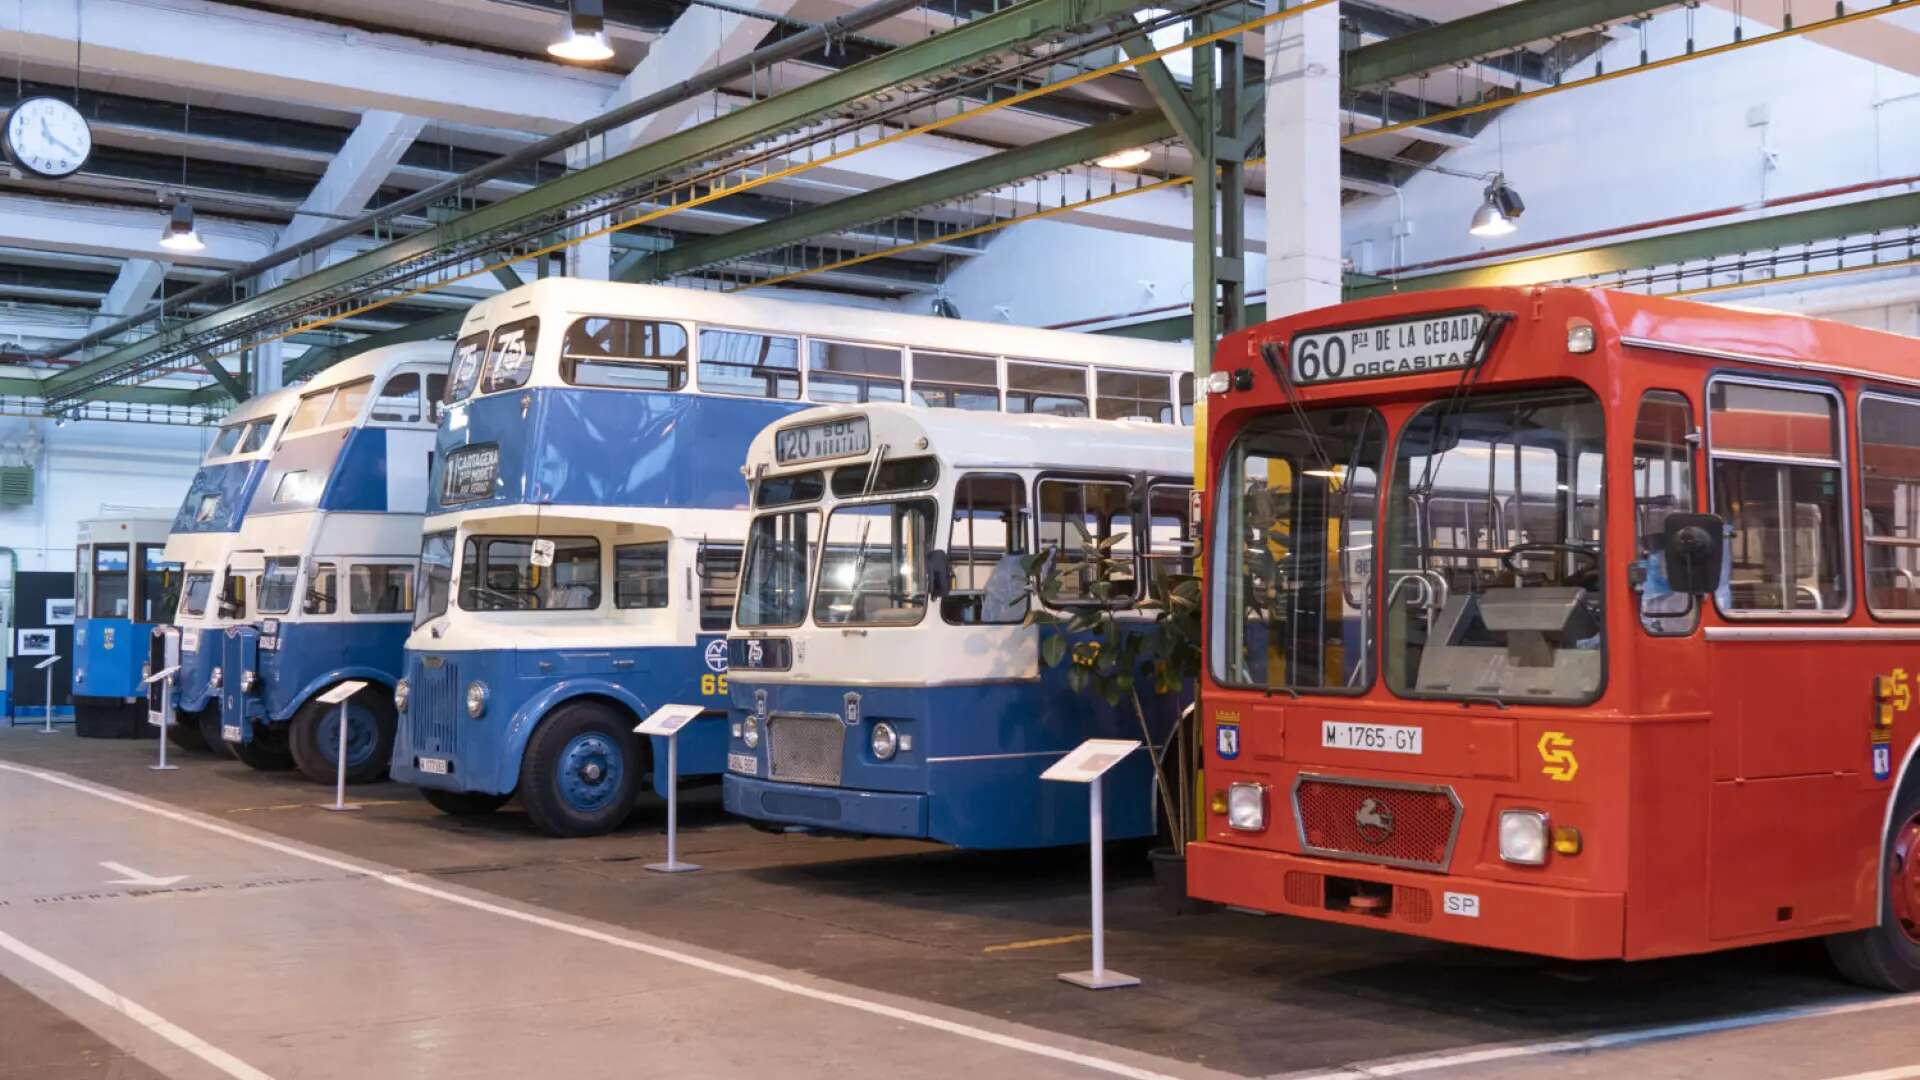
[1326,876,1393,917]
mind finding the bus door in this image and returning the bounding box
[1626,389,1710,716]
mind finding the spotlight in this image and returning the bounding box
[159,199,206,253]
[1095,146,1152,170]
[548,0,615,62]
[1468,174,1525,238]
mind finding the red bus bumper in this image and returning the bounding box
[1187,840,1626,960]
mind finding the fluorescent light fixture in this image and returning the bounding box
[548,0,615,62]
[1095,146,1153,170]
[159,200,206,253]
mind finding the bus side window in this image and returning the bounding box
[1634,390,1699,634]
[138,545,182,623]
[1095,369,1174,424]
[809,340,904,404]
[426,374,448,423]
[945,473,1029,625]
[698,544,743,631]
[912,351,999,411]
[1036,477,1136,603]
[1708,379,1848,614]
[698,328,800,400]
[563,318,688,391]
[1861,395,1920,615]
[614,543,670,609]
[221,574,248,620]
[351,565,415,615]
[1146,483,1196,592]
[305,563,338,615]
[1008,361,1088,418]
[373,372,423,424]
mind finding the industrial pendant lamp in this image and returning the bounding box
[548,0,615,62]
[159,198,206,253]
[1468,174,1525,238]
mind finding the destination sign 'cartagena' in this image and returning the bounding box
[1289,311,1489,385]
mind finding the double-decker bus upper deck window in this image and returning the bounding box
[1862,395,1920,615]
[1708,379,1847,614]
[738,510,818,628]
[459,536,599,611]
[698,543,743,630]
[447,331,490,402]
[258,557,300,615]
[756,470,824,507]
[139,545,182,622]
[1213,408,1382,693]
[426,374,448,422]
[285,389,332,436]
[945,473,1029,625]
[912,351,999,411]
[1633,391,1700,634]
[563,317,689,391]
[829,457,938,498]
[182,571,214,617]
[209,424,245,458]
[480,317,539,395]
[1385,388,1604,704]
[809,340,904,404]
[240,419,275,453]
[1037,477,1137,603]
[324,378,372,426]
[698,328,800,399]
[614,543,670,609]
[351,565,415,614]
[414,531,454,627]
[1008,361,1089,417]
[1096,370,1174,424]
[372,372,423,423]
[815,499,936,626]
[92,544,130,618]
[306,563,338,615]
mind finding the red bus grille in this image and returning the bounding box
[1292,774,1462,872]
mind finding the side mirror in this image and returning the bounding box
[1662,513,1725,595]
[926,549,952,600]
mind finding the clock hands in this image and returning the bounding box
[38,116,82,159]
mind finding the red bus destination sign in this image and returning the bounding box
[1288,310,1490,385]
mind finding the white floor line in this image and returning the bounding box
[0,926,275,1080]
[1287,992,1920,1079]
[1820,1068,1920,1080]
[0,762,1186,1080]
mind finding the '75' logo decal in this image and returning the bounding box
[1538,731,1578,782]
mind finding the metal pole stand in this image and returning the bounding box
[315,681,369,812]
[37,655,60,734]
[1042,737,1142,991]
[637,704,705,874]
[149,675,178,771]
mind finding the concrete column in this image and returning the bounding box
[1263,0,1342,318]
[252,340,284,395]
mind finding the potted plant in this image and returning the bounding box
[1022,522,1206,912]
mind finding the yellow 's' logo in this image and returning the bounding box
[1538,731,1578,782]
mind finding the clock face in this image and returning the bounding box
[5,97,92,179]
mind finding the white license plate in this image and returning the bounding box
[181,635,198,653]
[1443,891,1481,918]
[1321,720,1423,755]
[727,752,758,776]
[418,757,451,776]
[221,724,242,743]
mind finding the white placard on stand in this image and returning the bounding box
[636,704,707,873]
[316,680,370,812]
[34,655,61,734]
[1042,738,1143,990]
[144,665,181,771]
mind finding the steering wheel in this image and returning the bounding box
[1501,541,1600,576]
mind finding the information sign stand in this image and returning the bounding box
[1042,738,1144,990]
[315,681,369,812]
[35,655,60,734]
[636,704,706,873]
[144,665,181,771]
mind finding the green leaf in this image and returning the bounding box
[1067,665,1090,694]
[1100,680,1124,707]
[1040,632,1067,668]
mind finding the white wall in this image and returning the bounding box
[0,418,207,574]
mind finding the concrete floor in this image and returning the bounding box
[2,727,1917,1080]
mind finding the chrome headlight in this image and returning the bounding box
[870,721,898,761]
[210,667,223,689]
[742,714,760,749]
[1499,809,1550,866]
[1226,783,1267,831]
[394,677,410,713]
[465,680,489,719]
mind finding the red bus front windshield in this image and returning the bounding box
[1211,385,1608,706]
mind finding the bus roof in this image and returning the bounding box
[215,384,297,427]
[77,516,174,545]
[294,340,451,396]
[746,402,1194,479]
[461,279,1186,373]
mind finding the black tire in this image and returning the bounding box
[228,724,296,771]
[165,711,208,752]
[288,689,396,786]
[1826,780,1920,991]
[194,708,233,759]
[421,788,512,816]
[518,701,645,837]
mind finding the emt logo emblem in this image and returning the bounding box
[1216,721,1240,760]
[1538,731,1579,782]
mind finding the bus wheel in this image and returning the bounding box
[165,713,208,752]
[228,726,295,771]
[519,702,642,837]
[1826,784,1920,991]
[421,788,511,816]
[290,692,395,786]
[195,709,233,759]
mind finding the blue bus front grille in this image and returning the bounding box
[411,660,461,759]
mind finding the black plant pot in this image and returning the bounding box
[1148,845,1213,915]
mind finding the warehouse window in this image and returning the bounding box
[1710,378,1848,614]
[698,327,800,399]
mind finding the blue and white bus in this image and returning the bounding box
[163,388,300,751]
[72,516,180,738]
[393,279,1191,837]
[208,342,449,781]
[724,403,1194,849]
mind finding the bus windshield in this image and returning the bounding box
[738,509,818,628]
[1385,387,1606,704]
[814,499,936,626]
[415,531,454,627]
[457,536,599,612]
[182,572,214,617]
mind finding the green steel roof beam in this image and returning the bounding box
[0,375,198,406]
[1344,0,1675,89]
[42,0,1167,406]
[195,352,250,402]
[1118,33,1202,146]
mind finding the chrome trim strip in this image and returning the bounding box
[1705,626,1920,641]
[927,750,1064,763]
[1290,772,1464,873]
[1621,337,1920,392]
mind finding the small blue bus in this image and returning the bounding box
[210,342,449,781]
[72,516,179,738]
[724,404,1195,848]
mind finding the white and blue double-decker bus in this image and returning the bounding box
[206,342,449,781]
[393,279,1191,837]
[72,516,180,738]
[724,403,1194,849]
[164,388,299,751]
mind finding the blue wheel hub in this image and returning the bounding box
[555,732,624,814]
[317,704,380,768]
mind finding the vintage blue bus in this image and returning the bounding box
[208,342,449,781]
[393,279,1191,836]
[724,404,1194,848]
[72,516,180,738]
[163,387,300,751]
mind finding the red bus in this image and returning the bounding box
[1187,285,1920,989]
